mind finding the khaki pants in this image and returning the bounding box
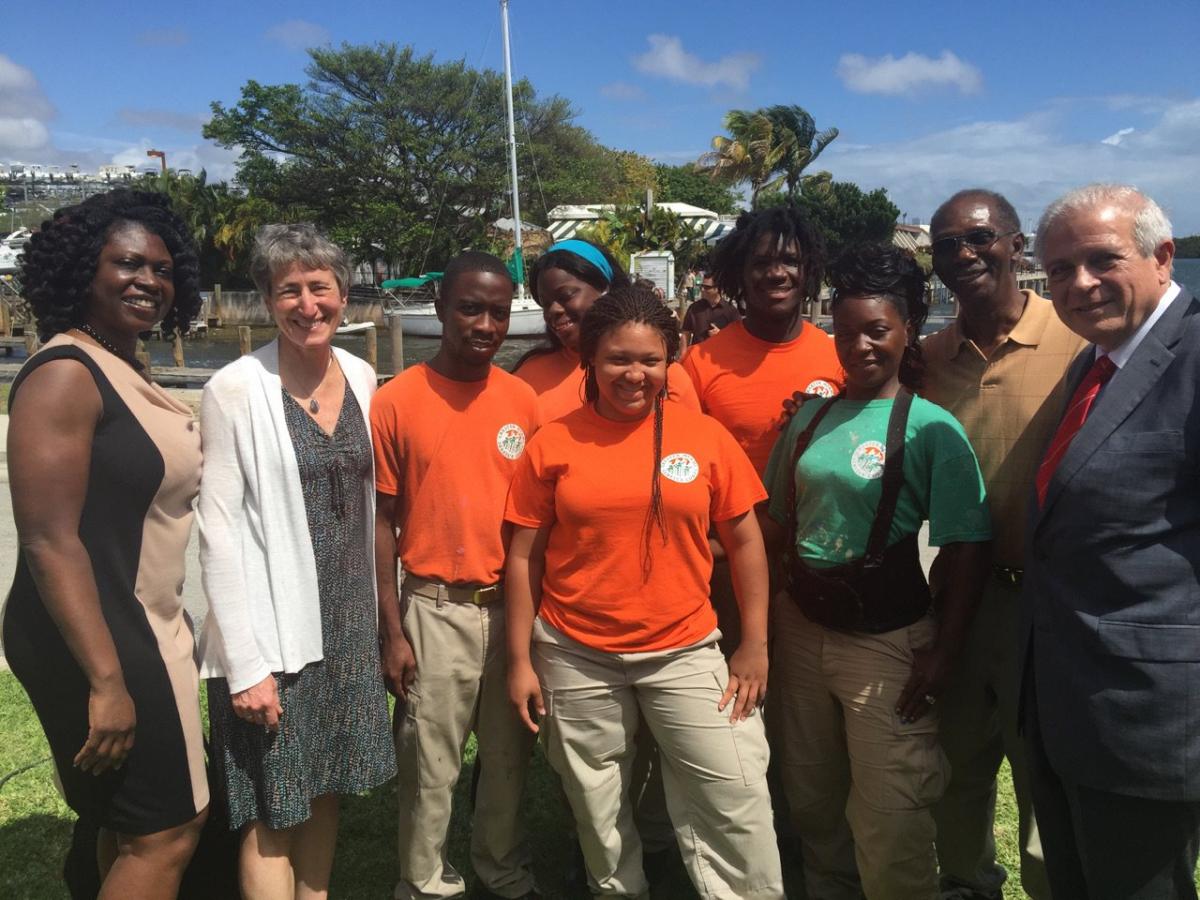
[533,618,784,899]
[394,576,536,900]
[933,576,1050,899]
[770,595,948,900]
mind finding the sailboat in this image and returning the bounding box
[388,0,546,338]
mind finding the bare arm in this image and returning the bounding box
[714,510,770,722]
[505,524,550,733]
[375,491,417,698]
[9,360,134,774]
[895,539,991,722]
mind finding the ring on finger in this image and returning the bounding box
[923,693,937,706]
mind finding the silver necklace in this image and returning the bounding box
[298,352,333,414]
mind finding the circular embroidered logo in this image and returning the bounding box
[496,424,527,460]
[850,441,886,480]
[660,452,700,484]
[804,379,836,398]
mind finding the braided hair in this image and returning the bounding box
[829,242,929,390]
[19,189,202,342]
[578,284,681,580]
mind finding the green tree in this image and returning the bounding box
[1175,235,1200,258]
[761,181,900,258]
[575,204,707,279]
[762,105,838,201]
[654,163,739,215]
[696,109,789,210]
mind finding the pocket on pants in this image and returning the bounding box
[711,669,770,786]
[395,691,424,790]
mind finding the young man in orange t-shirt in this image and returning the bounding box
[681,205,843,653]
[372,252,540,900]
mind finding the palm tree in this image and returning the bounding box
[763,105,838,201]
[695,110,789,210]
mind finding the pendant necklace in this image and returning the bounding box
[304,353,334,414]
[78,323,144,372]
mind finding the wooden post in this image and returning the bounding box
[22,332,38,356]
[388,316,404,374]
[209,283,222,328]
[364,325,377,370]
[238,326,252,357]
[172,332,185,368]
[0,301,10,336]
[135,339,151,374]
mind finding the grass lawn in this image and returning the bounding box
[0,672,1194,898]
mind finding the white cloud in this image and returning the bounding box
[1101,127,1135,146]
[632,35,759,91]
[599,82,645,101]
[0,54,53,156]
[265,19,331,52]
[821,98,1200,232]
[837,51,982,97]
[136,28,189,47]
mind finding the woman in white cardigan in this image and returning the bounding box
[197,224,394,900]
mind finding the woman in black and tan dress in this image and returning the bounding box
[197,224,394,899]
[3,189,208,898]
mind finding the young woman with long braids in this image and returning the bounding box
[763,243,991,900]
[505,285,784,898]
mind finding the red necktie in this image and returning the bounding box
[1036,354,1117,506]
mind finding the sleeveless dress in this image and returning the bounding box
[2,335,207,834]
[207,383,395,830]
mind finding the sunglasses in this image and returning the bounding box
[931,228,1019,257]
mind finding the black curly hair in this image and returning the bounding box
[829,242,929,391]
[19,189,202,342]
[578,283,681,581]
[709,204,826,312]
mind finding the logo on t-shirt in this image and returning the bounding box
[496,424,527,460]
[660,452,700,484]
[805,379,836,398]
[851,441,886,480]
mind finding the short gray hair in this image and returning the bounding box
[1034,184,1173,261]
[250,223,352,297]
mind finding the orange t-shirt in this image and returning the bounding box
[505,403,766,653]
[513,347,700,423]
[371,363,539,586]
[681,320,843,476]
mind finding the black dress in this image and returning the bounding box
[207,384,395,830]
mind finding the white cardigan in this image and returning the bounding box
[196,341,378,693]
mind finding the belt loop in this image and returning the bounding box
[436,584,446,610]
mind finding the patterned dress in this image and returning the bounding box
[208,384,395,830]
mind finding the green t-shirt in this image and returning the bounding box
[764,395,991,568]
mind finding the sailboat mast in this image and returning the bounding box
[500,0,525,300]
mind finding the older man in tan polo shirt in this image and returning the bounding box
[922,189,1085,900]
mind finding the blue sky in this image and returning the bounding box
[3,0,1199,231]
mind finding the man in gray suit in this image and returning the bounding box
[1022,184,1199,898]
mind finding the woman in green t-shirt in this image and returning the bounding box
[763,243,991,899]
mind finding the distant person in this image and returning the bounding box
[681,273,740,349]
[198,224,394,899]
[1021,185,1200,898]
[514,239,698,422]
[372,252,540,900]
[923,189,1082,900]
[505,284,784,899]
[763,243,991,900]
[682,204,843,653]
[4,189,208,898]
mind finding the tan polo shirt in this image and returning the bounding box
[922,291,1086,567]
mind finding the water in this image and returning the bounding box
[145,327,549,377]
[1174,258,1200,296]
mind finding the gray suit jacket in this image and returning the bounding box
[1020,287,1200,802]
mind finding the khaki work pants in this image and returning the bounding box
[770,596,948,900]
[533,618,784,900]
[394,576,536,900]
[933,575,1050,899]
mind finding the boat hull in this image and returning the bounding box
[387,303,546,338]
